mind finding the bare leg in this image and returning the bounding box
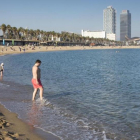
[32,88,38,101]
[0,76,3,81]
[1,71,3,77]
[39,87,43,100]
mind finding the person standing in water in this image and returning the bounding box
[31,60,43,101]
[0,63,4,77]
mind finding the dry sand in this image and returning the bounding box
[0,45,140,56]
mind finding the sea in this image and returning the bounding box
[0,49,140,140]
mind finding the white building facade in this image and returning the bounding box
[81,30,106,39]
[81,30,116,41]
[106,33,116,41]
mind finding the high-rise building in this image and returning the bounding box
[120,10,131,41]
[103,6,116,34]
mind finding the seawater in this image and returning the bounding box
[0,49,140,140]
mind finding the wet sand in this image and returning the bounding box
[0,103,44,140]
[0,103,61,140]
[0,45,140,56]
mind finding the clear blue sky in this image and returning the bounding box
[0,0,140,40]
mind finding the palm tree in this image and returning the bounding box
[6,25,12,39]
[12,27,18,39]
[24,29,29,40]
[17,28,21,39]
[18,27,24,36]
[35,29,40,40]
[28,29,34,40]
[40,30,45,41]
[2,23,117,45]
[0,24,7,38]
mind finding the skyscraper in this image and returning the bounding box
[120,10,131,41]
[103,6,116,34]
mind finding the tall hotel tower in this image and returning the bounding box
[103,6,116,34]
[120,10,131,41]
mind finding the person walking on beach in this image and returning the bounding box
[31,60,43,101]
[0,63,4,77]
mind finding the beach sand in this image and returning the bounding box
[0,103,61,140]
[0,103,43,140]
[0,45,140,56]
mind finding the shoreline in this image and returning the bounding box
[0,102,61,140]
[0,102,44,140]
[0,46,140,140]
[0,51,61,140]
[0,69,62,139]
[0,45,140,56]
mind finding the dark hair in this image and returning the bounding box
[35,60,41,64]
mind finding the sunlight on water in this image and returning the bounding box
[1,49,140,139]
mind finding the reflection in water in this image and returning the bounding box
[0,76,3,81]
[28,101,43,130]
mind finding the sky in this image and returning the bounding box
[0,0,140,40]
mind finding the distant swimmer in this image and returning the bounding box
[31,60,43,101]
[0,63,4,77]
